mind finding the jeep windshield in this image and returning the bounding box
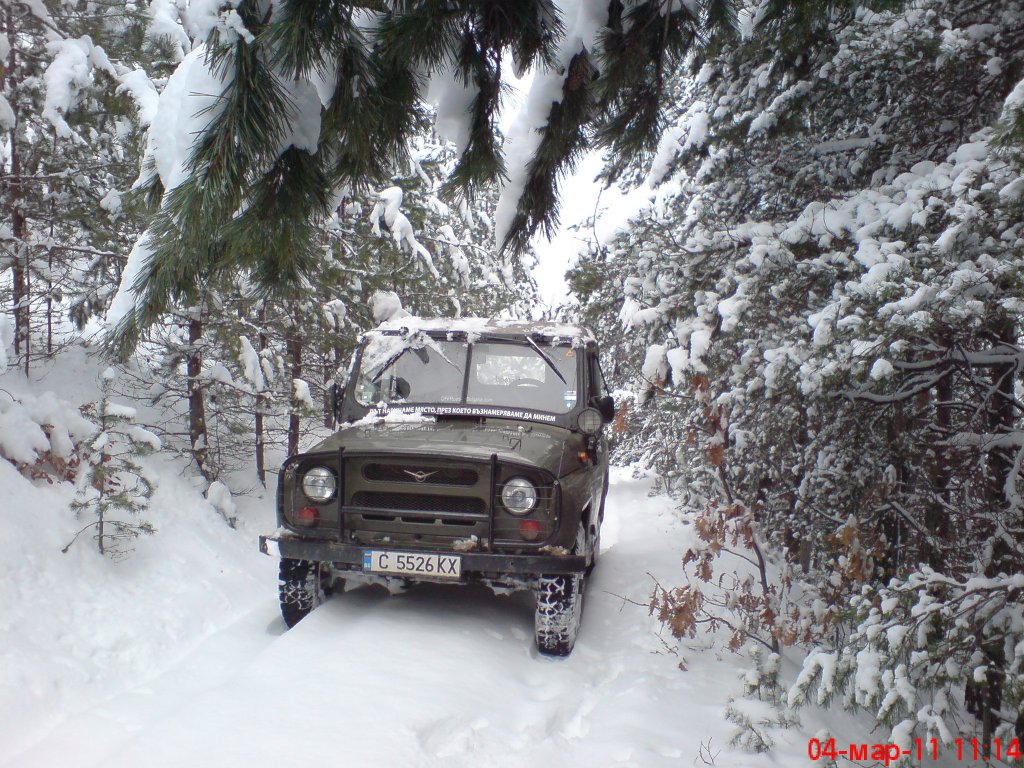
[353,332,579,414]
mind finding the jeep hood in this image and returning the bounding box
[310,418,584,476]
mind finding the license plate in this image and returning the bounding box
[362,550,462,579]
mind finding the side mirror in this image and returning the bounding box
[595,395,615,424]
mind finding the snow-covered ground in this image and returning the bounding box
[3,434,851,767]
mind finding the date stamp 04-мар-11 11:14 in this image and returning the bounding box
[808,736,1022,765]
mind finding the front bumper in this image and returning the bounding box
[260,533,586,576]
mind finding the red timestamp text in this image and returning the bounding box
[807,736,1023,765]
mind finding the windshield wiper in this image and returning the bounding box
[423,337,464,375]
[371,348,408,383]
[371,336,463,384]
[526,335,567,385]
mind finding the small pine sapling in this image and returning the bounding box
[742,646,787,705]
[64,370,158,558]
[723,699,796,753]
[724,647,800,753]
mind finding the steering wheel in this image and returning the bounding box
[510,378,544,387]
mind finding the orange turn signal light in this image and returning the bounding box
[519,519,542,541]
[296,506,319,527]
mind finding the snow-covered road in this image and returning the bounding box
[3,467,818,768]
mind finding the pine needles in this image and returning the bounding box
[111,0,943,355]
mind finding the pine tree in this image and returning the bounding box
[2,0,162,372]
[574,0,1024,747]
[104,0,750,352]
[65,368,157,558]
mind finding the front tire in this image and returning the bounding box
[278,558,329,628]
[534,571,585,656]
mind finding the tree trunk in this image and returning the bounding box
[333,342,344,426]
[976,315,1018,747]
[878,400,908,579]
[323,347,334,430]
[986,315,1019,574]
[187,314,211,480]
[21,241,29,376]
[255,307,268,486]
[323,341,344,430]
[47,200,55,356]
[925,366,952,570]
[96,404,109,556]
[4,14,28,373]
[286,303,302,457]
[10,232,26,363]
[9,138,27,367]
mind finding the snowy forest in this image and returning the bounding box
[3,0,1024,765]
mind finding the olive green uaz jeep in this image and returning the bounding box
[259,318,613,656]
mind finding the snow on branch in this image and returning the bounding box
[369,187,440,279]
[42,36,116,141]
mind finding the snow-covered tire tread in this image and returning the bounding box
[278,558,328,628]
[534,572,584,657]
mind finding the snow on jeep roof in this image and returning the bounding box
[368,316,596,343]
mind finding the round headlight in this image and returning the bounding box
[501,477,537,516]
[301,466,336,502]
[577,407,602,435]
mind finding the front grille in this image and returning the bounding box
[351,490,487,515]
[322,453,561,550]
[363,463,478,486]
